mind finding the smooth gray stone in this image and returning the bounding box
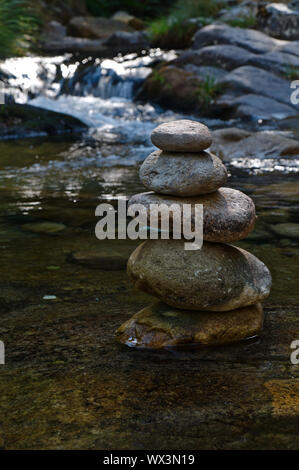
[139,150,228,196]
[151,120,212,152]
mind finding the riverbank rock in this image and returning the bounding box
[151,120,212,152]
[0,104,87,140]
[112,11,145,31]
[127,240,271,311]
[257,3,299,40]
[218,66,295,109]
[211,129,299,161]
[192,24,284,54]
[67,16,133,39]
[116,302,264,348]
[139,150,227,196]
[128,188,256,243]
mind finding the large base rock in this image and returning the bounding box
[116,302,264,349]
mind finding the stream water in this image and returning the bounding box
[0,51,298,449]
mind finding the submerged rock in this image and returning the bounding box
[128,188,256,243]
[127,240,271,311]
[116,302,264,349]
[0,104,87,140]
[21,222,66,235]
[269,223,299,239]
[151,120,212,152]
[139,149,227,196]
[67,250,128,270]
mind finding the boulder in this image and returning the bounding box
[215,93,298,121]
[151,119,212,152]
[67,16,133,39]
[127,240,271,311]
[102,31,149,48]
[0,104,87,140]
[128,187,256,243]
[217,1,258,24]
[218,66,296,108]
[211,128,299,160]
[192,24,285,54]
[139,149,227,196]
[247,50,299,75]
[182,64,227,82]
[116,302,264,349]
[175,45,255,71]
[257,3,299,40]
[111,11,145,31]
[137,65,203,112]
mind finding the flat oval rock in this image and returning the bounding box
[151,120,212,152]
[127,240,271,311]
[139,150,227,196]
[128,187,256,243]
[115,302,264,349]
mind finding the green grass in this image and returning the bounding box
[0,0,38,58]
[196,75,223,108]
[225,15,256,28]
[283,65,299,81]
[148,0,224,47]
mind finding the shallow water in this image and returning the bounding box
[0,53,298,449]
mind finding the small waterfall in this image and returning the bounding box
[0,49,176,104]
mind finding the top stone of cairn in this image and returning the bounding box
[151,119,212,152]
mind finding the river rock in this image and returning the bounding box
[211,129,299,161]
[218,66,295,109]
[128,187,256,243]
[192,24,284,54]
[127,240,271,311]
[175,45,256,71]
[67,250,128,270]
[151,120,212,152]
[139,150,227,196]
[116,302,264,348]
[257,3,299,40]
[269,223,299,239]
[111,11,145,31]
[67,16,133,39]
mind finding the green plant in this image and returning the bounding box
[283,65,299,81]
[148,0,223,48]
[225,15,256,28]
[196,75,223,107]
[0,0,38,58]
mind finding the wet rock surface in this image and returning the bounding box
[127,240,271,311]
[139,149,227,196]
[116,302,264,349]
[129,188,256,242]
[0,104,87,140]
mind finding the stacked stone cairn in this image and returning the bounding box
[116,120,271,349]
